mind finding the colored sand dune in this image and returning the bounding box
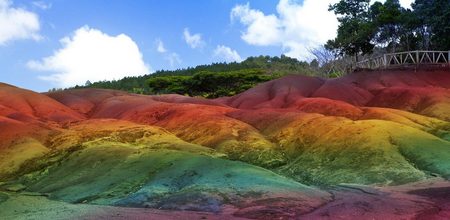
[0,70,449,219]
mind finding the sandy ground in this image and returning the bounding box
[1,179,449,220]
[0,192,246,220]
[301,178,450,220]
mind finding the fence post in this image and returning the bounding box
[416,51,419,64]
[416,51,419,69]
[448,51,450,67]
[383,54,387,69]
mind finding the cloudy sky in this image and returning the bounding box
[0,0,413,91]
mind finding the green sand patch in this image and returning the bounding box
[0,192,229,220]
[13,144,329,213]
[230,112,450,186]
[395,133,450,179]
[276,120,450,186]
[0,193,8,204]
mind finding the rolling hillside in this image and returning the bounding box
[0,69,449,219]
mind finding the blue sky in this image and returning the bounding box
[0,0,413,91]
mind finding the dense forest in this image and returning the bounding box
[68,0,450,98]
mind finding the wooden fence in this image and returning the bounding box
[356,51,450,69]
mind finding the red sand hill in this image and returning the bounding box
[219,70,450,120]
[0,83,84,148]
[0,83,83,123]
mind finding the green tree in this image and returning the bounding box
[146,69,275,98]
[397,9,420,51]
[371,0,404,52]
[327,0,376,61]
[412,0,450,50]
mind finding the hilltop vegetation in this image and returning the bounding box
[71,55,327,98]
[146,69,279,98]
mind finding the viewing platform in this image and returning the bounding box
[356,50,450,70]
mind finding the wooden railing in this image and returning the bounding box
[356,51,450,69]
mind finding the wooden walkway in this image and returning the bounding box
[356,51,450,69]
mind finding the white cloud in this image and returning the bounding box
[28,26,151,87]
[156,39,166,53]
[232,0,415,60]
[213,45,242,63]
[155,38,181,67]
[32,1,51,10]
[370,0,413,9]
[0,0,41,45]
[231,3,281,46]
[166,52,181,67]
[231,0,340,60]
[399,0,414,8]
[183,28,205,49]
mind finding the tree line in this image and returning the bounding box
[147,69,278,98]
[68,55,329,97]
